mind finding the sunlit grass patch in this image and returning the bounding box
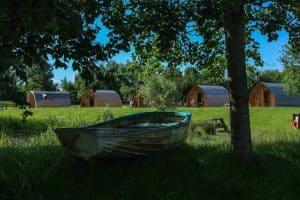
[0,107,300,199]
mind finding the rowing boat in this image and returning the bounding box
[54,111,191,160]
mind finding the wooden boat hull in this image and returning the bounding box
[54,111,191,160]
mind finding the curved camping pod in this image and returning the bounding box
[80,90,95,107]
[28,91,71,108]
[249,82,300,107]
[186,85,229,107]
[80,90,122,107]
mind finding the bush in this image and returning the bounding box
[141,74,178,111]
[282,66,300,95]
[0,100,15,107]
[101,105,114,121]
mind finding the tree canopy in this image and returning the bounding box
[0,0,106,83]
[258,70,283,83]
[20,63,57,91]
[100,0,299,163]
[1,0,299,163]
[280,45,300,95]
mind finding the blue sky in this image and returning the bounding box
[53,29,289,83]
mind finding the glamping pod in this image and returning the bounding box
[28,91,71,108]
[249,82,300,107]
[186,85,229,107]
[80,90,95,107]
[80,90,122,107]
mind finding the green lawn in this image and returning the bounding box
[1,107,300,199]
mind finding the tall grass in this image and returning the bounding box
[0,107,300,199]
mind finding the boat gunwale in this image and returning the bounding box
[89,111,191,127]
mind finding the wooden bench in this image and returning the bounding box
[211,118,229,133]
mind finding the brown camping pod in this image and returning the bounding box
[28,91,71,108]
[80,90,95,107]
[249,82,300,107]
[186,85,229,107]
[131,91,149,107]
[80,90,122,107]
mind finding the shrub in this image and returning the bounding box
[0,100,15,107]
[141,74,178,111]
[101,105,114,121]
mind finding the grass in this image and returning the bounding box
[1,106,300,199]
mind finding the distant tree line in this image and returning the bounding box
[59,60,289,106]
[0,62,58,105]
[0,44,298,106]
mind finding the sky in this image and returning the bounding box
[53,28,289,84]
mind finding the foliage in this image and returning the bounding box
[101,105,114,122]
[282,67,300,95]
[100,0,299,162]
[0,89,33,128]
[20,108,33,127]
[99,61,125,94]
[60,78,79,105]
[141,74,178,111]
[280,45,300,69]
[245,64,260,93]
[280,45,300,95]
[74,75,90,100]
[1,107,300,198]
[180,67,202,101]
[0,70,21,102]
[1,0,298,162]
[73,61,188,104]
[0,0,107,84]
[74,61,131,101]
[0,101,15,107]
[119,84,136,103]
[0,90,29,110]
[19,63,57,91]
[258,70,283,83]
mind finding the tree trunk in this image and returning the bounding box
[224,2,254,163]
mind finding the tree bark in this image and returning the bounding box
[224,2,254,164]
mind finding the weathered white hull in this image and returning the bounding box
[55,112,191,160]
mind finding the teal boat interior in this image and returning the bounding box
[88,111,191,129]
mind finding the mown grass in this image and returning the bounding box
[0,106,300,199]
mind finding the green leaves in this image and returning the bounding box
[0,0,104,85]
[258,70,283,83]
[282,67,300,95]
[141,74,178,111]
[280,45,300,95]
[21,63,57,92]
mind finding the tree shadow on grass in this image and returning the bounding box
[0,115,48,136]
[1,138,300,200]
